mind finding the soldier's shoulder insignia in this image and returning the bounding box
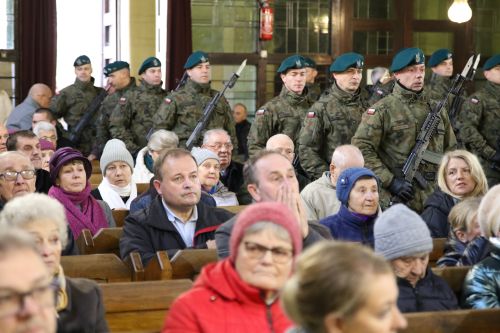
[307,111,316,118]
[164,97,172,104]
[376,89,384,95]
[119,97,127,105]
[470,97,479,104]
[367,108,376,115]
[55,90,61,96]
[255,109,267,116]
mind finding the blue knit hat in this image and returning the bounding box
[138,56,161,75]
[330,52,364,73]
[277,55,307,74]
[390,47,425,72]
[428,48,453,67]
[336,167,378,206]
[184,51,209,69]
[483,54,500,71]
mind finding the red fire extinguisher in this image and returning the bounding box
[259,1,273,41]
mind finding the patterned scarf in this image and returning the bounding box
[48,182,109,238]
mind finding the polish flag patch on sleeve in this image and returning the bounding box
[307,111,316,118]
[471,98,479,104]
[164,98,172,104]
[118,97,127,105]
[367,108,376,115]
[256,109,266,116]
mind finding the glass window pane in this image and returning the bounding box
[473,0,500,56]
[210,64,257,119]
[354,0,395,19]
[353,31,393,55]
[191,1,258,53]
[413,32,453,55]
[0,61,16,106]
[413,0,449,20]
[263,0,330,54]
[0,0,15,49]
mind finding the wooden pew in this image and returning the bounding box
[402,308,500,333]
[91,159,101,174]
[101,279,193,333]
[90,173,103,186]
[431,266,470,297]
[131,249,218,281]
[137,182,150,194]
[76,228,123,255]
[430,238,447,267]
[112,209,129,227]
[62,254,131,283]
[222,205,247,214]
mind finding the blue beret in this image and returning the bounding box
[103,61,130,77]
[483,54,500,71]
[184,51,209,69]
[428,49,453,67]
[330,52,364,73]
[390,47,425,72]
[336,167,378,206]
[138,57,161,75]
[277,55,307,74]
[73,55,91,67]
[303,57,317,69]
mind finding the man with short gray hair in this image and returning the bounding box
[300,145,364,220]
[0,228,57,333]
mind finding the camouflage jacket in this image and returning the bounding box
[367,80,394,106]
[247,86,313,157]
[50,77,104,155]
[298,83,367,179]
[108,80,166,154]
[151,79,237,149]
[352,82,457,212]
[93,77,138,157]
[306,82,322,102]
[457,81,500,180]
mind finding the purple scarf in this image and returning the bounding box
[48,182,109,238]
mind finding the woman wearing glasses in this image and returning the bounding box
[48,147,115,238]
[162,202,302,333]
[0,193,109,332]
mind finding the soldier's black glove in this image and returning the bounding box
[388,178,414,202]
[490,150,500,164]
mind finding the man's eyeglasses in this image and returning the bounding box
[0,170,36,181]
[0,280,58,318]
[243,241,293,264]
[40,135,57,142]
[206,143,233,150]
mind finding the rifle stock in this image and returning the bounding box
[185,59,247,150]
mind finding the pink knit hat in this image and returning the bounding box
[229,202,303,262]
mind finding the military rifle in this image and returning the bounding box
[392,54,480,204]
[68,84,111,145]
[174,71,188,91]
[185,59,247,150]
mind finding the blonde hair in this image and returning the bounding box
[437,150,488,199]
[478,185,500,238]
[282,241,392,333]
[448,197,481,232]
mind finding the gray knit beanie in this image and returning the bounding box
[374,204,433,260]
[100,139,135,175]
[191,147,219,166]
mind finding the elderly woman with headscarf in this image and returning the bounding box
[162,202,302,333]
[91,139,137,209]
[48,147,115,238]
[0,193,109,332]
[421,149,488,238]
[320,167,379,247]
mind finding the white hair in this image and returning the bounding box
[147,129,179,151]
[203,128,231,145]
[33,121,58,140]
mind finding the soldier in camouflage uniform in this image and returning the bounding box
[90,61,138,159]
[352,48,457,213]
[367,68,394,106]
[108,57,166,155]
[50,55,104,156]
[298,52,367,180]
[304,57,321,102]
[457,54,500,187]
[151,51,237,150]
[427,49,454,101]
[247,55,313,157]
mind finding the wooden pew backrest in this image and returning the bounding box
[137,182,149,194]
[222,205,247,214]
[430,238,447,266]
[76,228,123,255]
[62,254,131,283]
[112,209,129,227]
[431,266,470,296]
[402,308,500,333]
[101,279,193,333]
[170,249,217,279]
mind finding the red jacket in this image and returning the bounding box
[162,259,293,333]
